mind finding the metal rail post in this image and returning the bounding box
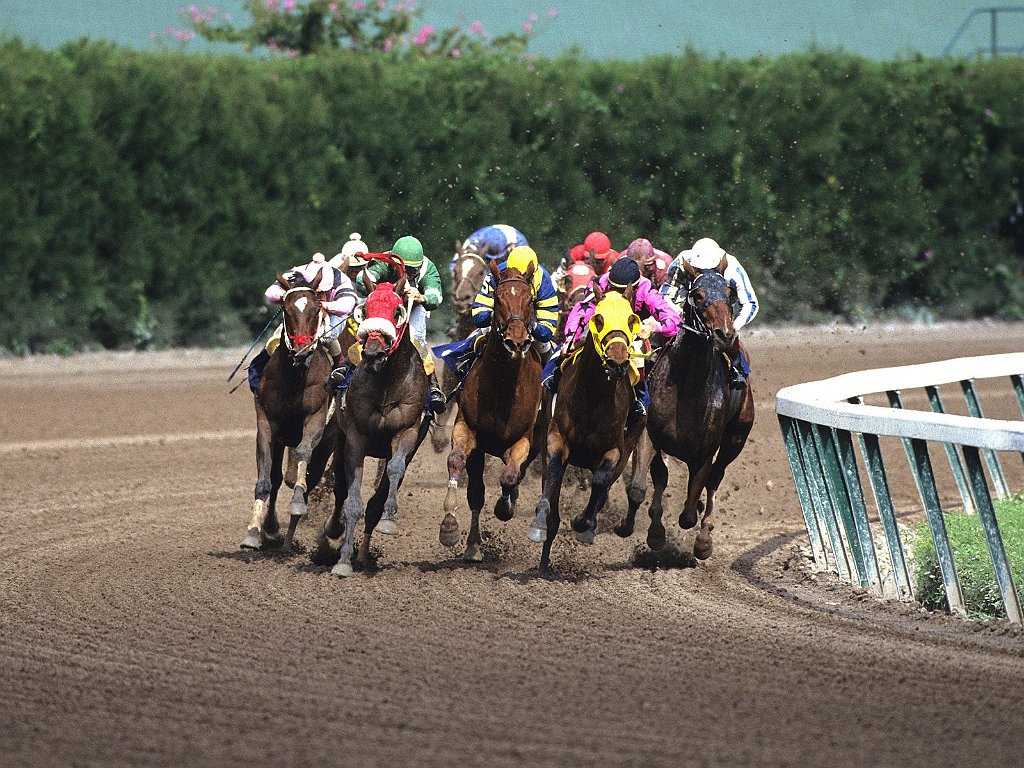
[796,420,852,581]
[778,415,827,565]
[924,385,976,514]
[961,379,1010,498]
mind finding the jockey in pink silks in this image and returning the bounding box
[546,257,681,423]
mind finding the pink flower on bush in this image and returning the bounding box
[547,8,558,17]
[265,0,279,9]
[529,12,538,21]
[353,1,364,7]
[450,47,461,57]
[383,37,394,51]
[522,22,533,32]
[283,0,297,10]
[412,24,435,45]
[329,1,338,9]
[469,20,484,34]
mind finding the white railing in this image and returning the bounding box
[775,353,1024,624]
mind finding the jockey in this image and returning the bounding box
[548,257,681,423]
[248,252,359,392]
[472,245,558,362]
[361,235,447,413]
[623,238,672,289]
[572,231,619,276]
[450,224,529,274]
[431,246,557,384]
[329,232,371,287]
[663,237,758,390]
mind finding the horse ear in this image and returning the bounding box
[359,269,374,294]
[311,267,324,290]
[524,262,536,281]
[593,314,605,333]
[624,283,636,305]
[488,258,501,282]
[628,314,641,336]
[276,273,290,290]
[592,278,604,303]
[396,274,408,294]
[681,259,699,282]
[394,303,408,327]
[716,253,728,274]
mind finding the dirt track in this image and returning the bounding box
[2,323,1023,768]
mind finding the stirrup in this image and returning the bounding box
[428,387,447,414]
[730,368,747,390]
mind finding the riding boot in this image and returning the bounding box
[248,349,270,394]
[427,373,447,414]
[327,358,353,393]
[729,339,749,390]
[627,379,649,427]
[542,357,562,392]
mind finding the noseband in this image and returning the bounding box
[282,286,324,358]
[494,274,536,351]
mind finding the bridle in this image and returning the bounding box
[453,247,488,305]
[493,273,536,355]
[678,270,729,340]
[282,286,325,359]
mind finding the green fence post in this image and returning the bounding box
[909,438,967,618]
[1011,374,1024,466]
[812,423,869,588]
[859,432,915,600]
[960,379,1010,498]
[924,385,976,514]
[778,415,827,565]
[833,428,883,593]
[796,420,851,582]
[962,446,1023,625]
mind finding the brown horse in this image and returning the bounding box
[528,288,646,572]
[555,261,597,344]
[439,261,545,561]
[242,271,336,551]
[314,279,432,577]
[616,255,754,560]
[447,240,489,341]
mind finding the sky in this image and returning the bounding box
[2,1,1024,59]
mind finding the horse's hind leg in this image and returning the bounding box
[331,440,365,578]
[312,440,347,567]
[243,413,277,550]
[495,435,531,522]
[695,401,754,561]
[530,432,568,573]
[616,431,654,539]
[571,451,619,544]
[464,450,486,562]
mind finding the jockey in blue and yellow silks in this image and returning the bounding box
[433,246,557,382]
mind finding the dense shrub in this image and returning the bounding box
[2,39,1023,351]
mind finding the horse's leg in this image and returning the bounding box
[263,441,285,541]
[312,437,347,566]
[495,434,531,522]
[358,469,389,569]
[283,410,328,548]
[529,431,568,573]
[679,456,714,533]
[571,449,620,544]
[441,419,477,547]
[376,424,421,537]
[242,411,275,550]
[305,420,337,495]
[646,451,670,551]
[616,430,654,539]
[331,437,366,578]
[463,449,487,562]
[695,397,754,561]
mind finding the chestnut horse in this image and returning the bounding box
[616,255,754,560]
[439,261,545,561]
[528,288,646,573]
[447,241,489,341]
[315,278,431,577]
[242,271,336,551]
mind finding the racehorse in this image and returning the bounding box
[447,240,489,341]
[439,261,545,561]
[314,277,432,577]
[555,261,597,344]
[615,255,754,560]
[528,287,647,572]
[242,271,336,552]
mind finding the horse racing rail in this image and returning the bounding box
[775,352,1024,625]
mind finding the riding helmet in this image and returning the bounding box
[389,236,425,268]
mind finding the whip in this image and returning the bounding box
[227,308,282,383]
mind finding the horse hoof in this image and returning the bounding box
[494,496,514,522]
[377,519,399,536]
[679,510,698,530]
[646,525,666,551]
[464,544,483,563]
[331,561,354,577]
[527,524,546,543]
[694,537,713,560]
[576,529,596,545]
[240,529,262,550]
[439,514,460,547]
[613,521,635,538]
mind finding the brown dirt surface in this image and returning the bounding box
[2,322,1023,768]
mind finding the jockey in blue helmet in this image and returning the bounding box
[450,225,529,275]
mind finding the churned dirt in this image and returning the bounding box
[1,323,1023,768]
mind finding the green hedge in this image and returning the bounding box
[2,39,1024,352]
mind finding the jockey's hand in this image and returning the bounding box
[405,287,424,303]
[637,318,658,340]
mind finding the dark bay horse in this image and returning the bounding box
[447,241,489,341]
[439,261,545,561]
[528,288,647,572]
[242,271,336,551]
[616,255,754,560]
[315,279,431,577]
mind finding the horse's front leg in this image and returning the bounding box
[332,437,366,578]
[679,455,713,536]
[495,434,531,522]
[282,412,328,549]
[529,430,568,573]
[242,411,277,550]
[571,449,620,544]
[463,449,486,562]
[374,424,421,539]
[646,451,670,551]
[616,430,654,539]
[440,419,477,548]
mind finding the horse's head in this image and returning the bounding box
[680,255,734,352]
[355,280,408,373]
[560,262,596,313]
[279,269,324,366]
[588,286,641,380]
[490,260,536,358]
[452,240,487,315]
